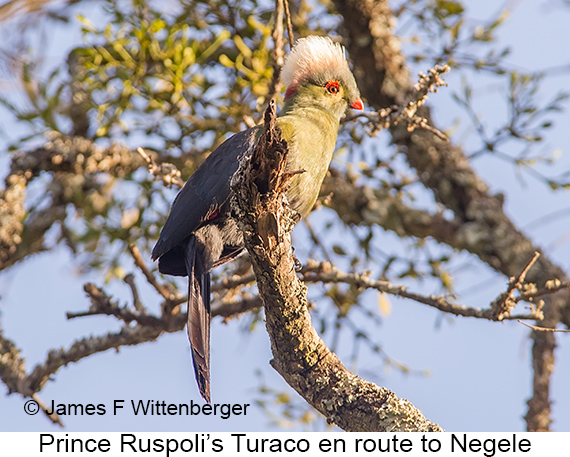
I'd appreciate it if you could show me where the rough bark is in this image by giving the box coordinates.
[0,134,146,271]
[332,0,567,431]
[233,101,442,432]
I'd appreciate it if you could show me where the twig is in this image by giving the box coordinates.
[128,244,179,303]
[68,283,166,327]
[518,320,570,333]
[491,251,540,320]
[26,324,170,393]
[345,65,450,142]
[283,0,295,49]
[263,0,294,110]
[211,272,256,292]
[32,392,63,427]
[136,147,184,188]
[517,278,570,302]
[265,0,285,108]
[211,296,263,319]
[123,273,144,313]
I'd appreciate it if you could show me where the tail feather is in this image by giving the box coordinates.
[184,236,211,403]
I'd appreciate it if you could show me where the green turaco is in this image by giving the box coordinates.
[152,36,362,402]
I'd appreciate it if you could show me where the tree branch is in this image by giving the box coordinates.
[333,0,568,430]
[300,260,546,322]
[0,134,146,271]
[232,100,442,431]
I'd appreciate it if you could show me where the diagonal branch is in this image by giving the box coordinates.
[333,0,568,431]
[0,134,147,271]
[232,100,442,431]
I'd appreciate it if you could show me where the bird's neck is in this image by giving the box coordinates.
[280,96,342,131]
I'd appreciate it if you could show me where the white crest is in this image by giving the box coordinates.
[281,36,348,88]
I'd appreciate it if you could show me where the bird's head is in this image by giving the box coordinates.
[281,36,363,119]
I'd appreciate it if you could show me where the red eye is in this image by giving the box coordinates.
[325,81,340,94]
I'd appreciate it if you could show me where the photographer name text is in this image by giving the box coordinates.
[40,400,249,419]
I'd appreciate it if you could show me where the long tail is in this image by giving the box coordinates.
[184,235,211,403]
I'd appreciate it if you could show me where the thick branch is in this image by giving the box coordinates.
[334,0,567,431]
[233,101,442,432]
[0,134,147,271]
[26,325,164,393]
[321,168,461,241]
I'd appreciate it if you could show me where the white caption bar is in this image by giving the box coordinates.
[0,432,567,456]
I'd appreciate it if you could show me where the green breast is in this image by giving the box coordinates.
[277,107,340,218]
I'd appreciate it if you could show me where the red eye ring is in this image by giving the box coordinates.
[325,81,340,94]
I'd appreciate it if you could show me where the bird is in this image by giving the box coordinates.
[151,35,362,402]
